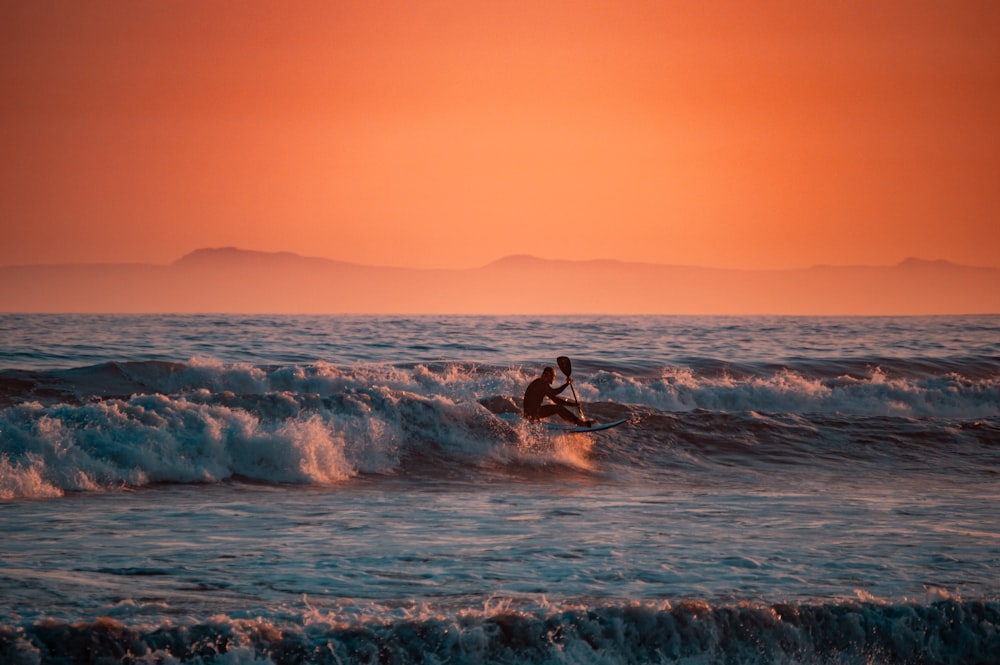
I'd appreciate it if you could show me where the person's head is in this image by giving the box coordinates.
[542,367,556,383]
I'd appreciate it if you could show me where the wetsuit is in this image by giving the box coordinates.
[523,377,579,424]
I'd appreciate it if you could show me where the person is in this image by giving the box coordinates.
[523,366,593,427]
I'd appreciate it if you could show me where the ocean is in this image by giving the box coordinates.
[1,314,998,664]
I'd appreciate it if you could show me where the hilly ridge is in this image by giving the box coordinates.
[2,248,998,315]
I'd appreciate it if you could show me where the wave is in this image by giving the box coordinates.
[0,361,591,498]
[588,361,1000,419]
[0,389,532,500]
[1,599,996,664]
[3,356,997,417]
[1,359,997,499]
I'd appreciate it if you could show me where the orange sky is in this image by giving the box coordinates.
[2,0,999,270]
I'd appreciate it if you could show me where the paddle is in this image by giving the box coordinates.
[556,356,586,421]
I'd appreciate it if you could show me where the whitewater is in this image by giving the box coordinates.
[1,314,998,664]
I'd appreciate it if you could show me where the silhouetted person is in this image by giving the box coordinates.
[523,367,592,426]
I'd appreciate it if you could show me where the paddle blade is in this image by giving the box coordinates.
[557,356,573,377]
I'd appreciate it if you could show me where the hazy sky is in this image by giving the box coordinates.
[2,0,999,270]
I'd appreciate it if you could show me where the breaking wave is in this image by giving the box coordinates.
[1,358,997,499]
[1,600,997,665]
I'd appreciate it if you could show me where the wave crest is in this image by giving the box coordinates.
[1,600,996,665]
[2,359,998,499]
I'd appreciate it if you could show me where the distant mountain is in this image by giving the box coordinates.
[2,248,998,314]
[172,247,360,269]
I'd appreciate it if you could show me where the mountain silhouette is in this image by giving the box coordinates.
[2,248,997,314]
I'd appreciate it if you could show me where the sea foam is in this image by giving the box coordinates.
[1,600,997,665]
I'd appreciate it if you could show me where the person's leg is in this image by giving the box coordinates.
[537,404,583,425]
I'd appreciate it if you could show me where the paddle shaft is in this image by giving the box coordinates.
[557,356,585,421]
[567,380,585,420]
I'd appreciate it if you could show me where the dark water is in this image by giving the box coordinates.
[1,314,998,663]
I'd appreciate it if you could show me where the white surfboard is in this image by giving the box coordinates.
[545,418,628,433]
[496,412,627,433]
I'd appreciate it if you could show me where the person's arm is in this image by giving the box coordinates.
[547,383,578,406]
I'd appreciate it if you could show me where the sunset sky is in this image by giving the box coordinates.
[2,0,999,270]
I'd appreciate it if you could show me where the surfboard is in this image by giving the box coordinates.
[496,412,627,433]
[545,418,627,433]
